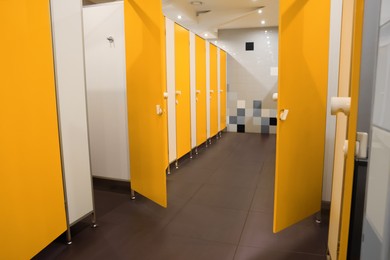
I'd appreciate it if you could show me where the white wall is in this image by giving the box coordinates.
[50,0,94,224]
[83,2,130,181]
[165,18,177,163]
[217,28,278,134]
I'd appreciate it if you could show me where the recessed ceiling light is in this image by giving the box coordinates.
[258,9,263,14]
[177,15,182,19]
[261,20,266,25]
[190,1,203,5]
[204,33,208,37]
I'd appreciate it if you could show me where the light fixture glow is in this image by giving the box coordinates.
[177,15,182,20]
[261,20,266,25]
[204,33,208,37]
[258,9,263,14]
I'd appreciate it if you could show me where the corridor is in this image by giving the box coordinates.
[35,133,328,260]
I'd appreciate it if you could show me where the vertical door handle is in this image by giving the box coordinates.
[330,97,351,115]
[279,109,289,121]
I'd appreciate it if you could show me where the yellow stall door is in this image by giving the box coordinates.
[274,0,331,232]
[124,0,168,207]
[195,36,207,146]
[219,50,227,131]
[175,24,191,159]
[0,1,67,258]
[328,0,364,258]
[209,44,218,137]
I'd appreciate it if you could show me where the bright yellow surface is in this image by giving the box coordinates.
[174,24,191,159]
[195,36,207,146]
[124,0,168,207]
[274,0,330,233]
[327,0,358,258]
[339,0,364,258]
[219,50,227,130]
[0,1,67,259]
[209,44,218,137]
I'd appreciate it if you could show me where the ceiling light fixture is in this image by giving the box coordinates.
[261,20,266,25]
[190,1,203,5]
[177,15,182,19]
[204,33,208,37]
[258,9,263,14]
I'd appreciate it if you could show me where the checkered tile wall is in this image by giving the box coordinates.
[227,100,277,134]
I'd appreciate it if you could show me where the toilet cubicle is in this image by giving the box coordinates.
[165,17,228,168]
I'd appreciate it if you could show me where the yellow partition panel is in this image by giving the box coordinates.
[0,1,67,259]
[209,44,218,137]
[174,24,191,159]
[338,1,364,257]
[274,0,331,232]
[195,36,207,146]
[124,0,168,207]
[219,50,227,131]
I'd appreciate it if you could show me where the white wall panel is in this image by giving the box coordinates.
[51,0,94,224]
[380,0,390,26]
[189,32,197,148]
[165,18,177,163]
[83,2,130,181]
[206,41,211,138]
[322,0,343,201]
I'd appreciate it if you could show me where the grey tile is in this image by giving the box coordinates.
[229,116,237,124]
[237,116,245,124]
[261,117,270,126]
[165,204,247,244]
[253,109,261,117]
[237,108,245,116]
[261,125,269,134]
[253,100,262,109]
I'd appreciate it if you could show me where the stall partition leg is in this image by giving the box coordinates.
[195,147,198,155]
[91,211,98,228]
[130,189,136,200]
[175,159,179,169]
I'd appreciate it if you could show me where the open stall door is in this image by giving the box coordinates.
[0,1,67,258]
[273,0,331,233]
[174,24,191,159]
[328,0,365,258]
[124,0,168,207]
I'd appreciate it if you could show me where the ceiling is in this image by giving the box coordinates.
[162,0,279,39]
[83,0,279,39]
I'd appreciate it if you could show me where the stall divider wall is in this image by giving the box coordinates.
[0,2,67,258]
[220,50,227,130]
[195,35,207,146]
[50,0,95,227]
[174,24,191,160]
[83,1,130,181]
[189,32,197,149]
[165,17,177,163]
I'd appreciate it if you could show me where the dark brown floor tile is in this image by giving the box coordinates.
[122,233,236,260]
[239,212,327,255]
[164,204,247,244]
[250,186,274,213]
[234,246,326,260]
[191,183,256,211]
[167,164,216,184]
[167,180,203,202]
[207,165,260,188]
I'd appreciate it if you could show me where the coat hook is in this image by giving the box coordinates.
[107,36,114,43]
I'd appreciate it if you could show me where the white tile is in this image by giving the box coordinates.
[237,100,246,109]
[261,109,270,117]
[269,126,277,134]
[227,124,237,132]
[253,117,261,126]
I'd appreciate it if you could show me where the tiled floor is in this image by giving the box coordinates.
[35,133,329,260]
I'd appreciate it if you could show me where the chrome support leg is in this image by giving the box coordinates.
[209,138,212,145]
[167,165,171,175]
[66,228,72,245]
[91,212,97,228]
[315,211,322,224]
[190,150,193,159]
[195,147,198,155]
[130,189,136,200]
[175,160,179,169]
